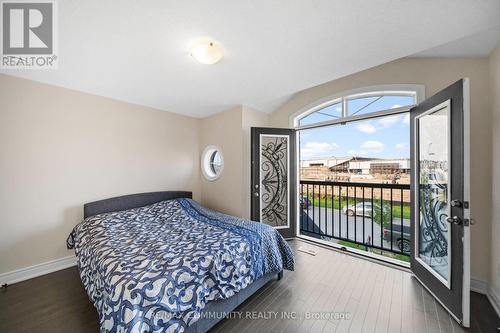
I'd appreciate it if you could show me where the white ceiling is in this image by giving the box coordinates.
[2,0,500,118]
[412,25,500,58]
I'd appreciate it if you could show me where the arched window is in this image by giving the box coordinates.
[292,84,425,128]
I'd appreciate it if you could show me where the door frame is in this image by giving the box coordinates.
[462,78,471,327]
[292,109,417,267]
[289,84,424,243]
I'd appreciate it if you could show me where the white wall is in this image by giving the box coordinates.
[0,74,201,274]
[489,43,500,308]
[199,105,268,219]
[200,107,244,217]
[0,76,270,277]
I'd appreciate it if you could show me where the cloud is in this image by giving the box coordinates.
[391,104,402,109]
[301,141,339,158]
[395,142,409,152]
[377,115,401,128]
[402,113,410,125]
[376,114,411,128]
[347,149,368,156]
[360,140,385,153]
[356,123,377,134]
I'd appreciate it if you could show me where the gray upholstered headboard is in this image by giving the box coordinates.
[83,191,192,218]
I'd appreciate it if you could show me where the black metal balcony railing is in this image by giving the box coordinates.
[299,180,411,259]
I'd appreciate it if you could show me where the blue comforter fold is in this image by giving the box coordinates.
[68,198,294,333]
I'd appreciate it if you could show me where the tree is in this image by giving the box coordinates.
[372,201,392,228]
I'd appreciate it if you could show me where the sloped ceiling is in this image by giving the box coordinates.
[2,0,500,117]
[412,25,500,58]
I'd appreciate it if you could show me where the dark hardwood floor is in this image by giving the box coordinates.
[0,265,98,333]
[0,240,498,333]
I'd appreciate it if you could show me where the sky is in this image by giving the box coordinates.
[299,95,412,160]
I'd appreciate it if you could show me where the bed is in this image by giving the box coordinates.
[67,191,294,333]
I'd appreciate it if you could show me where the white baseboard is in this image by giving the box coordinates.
[470,277,488,294]
[470,277,500,317]
[487,285,500,318]
[0,255,77,286]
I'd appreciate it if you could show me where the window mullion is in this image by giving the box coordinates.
[296,87,421,127]
[342,98,348,118]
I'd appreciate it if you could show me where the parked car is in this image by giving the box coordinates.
[300,195,311,209]
[343,202,391,217]
[343,202,376,217]
[382,224,411,253]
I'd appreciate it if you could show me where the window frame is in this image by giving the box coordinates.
[201,145,224,181]
[296,98,343,126]
[291,84,425,129]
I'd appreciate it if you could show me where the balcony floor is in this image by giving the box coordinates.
[0,239,498,333]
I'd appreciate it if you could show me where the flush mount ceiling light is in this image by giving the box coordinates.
[190,37,224,65]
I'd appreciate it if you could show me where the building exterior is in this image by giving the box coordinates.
[300,156,410,175]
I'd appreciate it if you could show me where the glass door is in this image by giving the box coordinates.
[410,79,470,326]
[251,127,296,238]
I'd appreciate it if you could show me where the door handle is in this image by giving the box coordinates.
[253,192,259,197]
[446,216,462,225]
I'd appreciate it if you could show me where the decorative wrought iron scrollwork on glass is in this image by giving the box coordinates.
[260,135,289,227]
[419,174,449,264]
[417,107,450,281]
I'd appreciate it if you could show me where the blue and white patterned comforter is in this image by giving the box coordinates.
[67,198,294,333]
